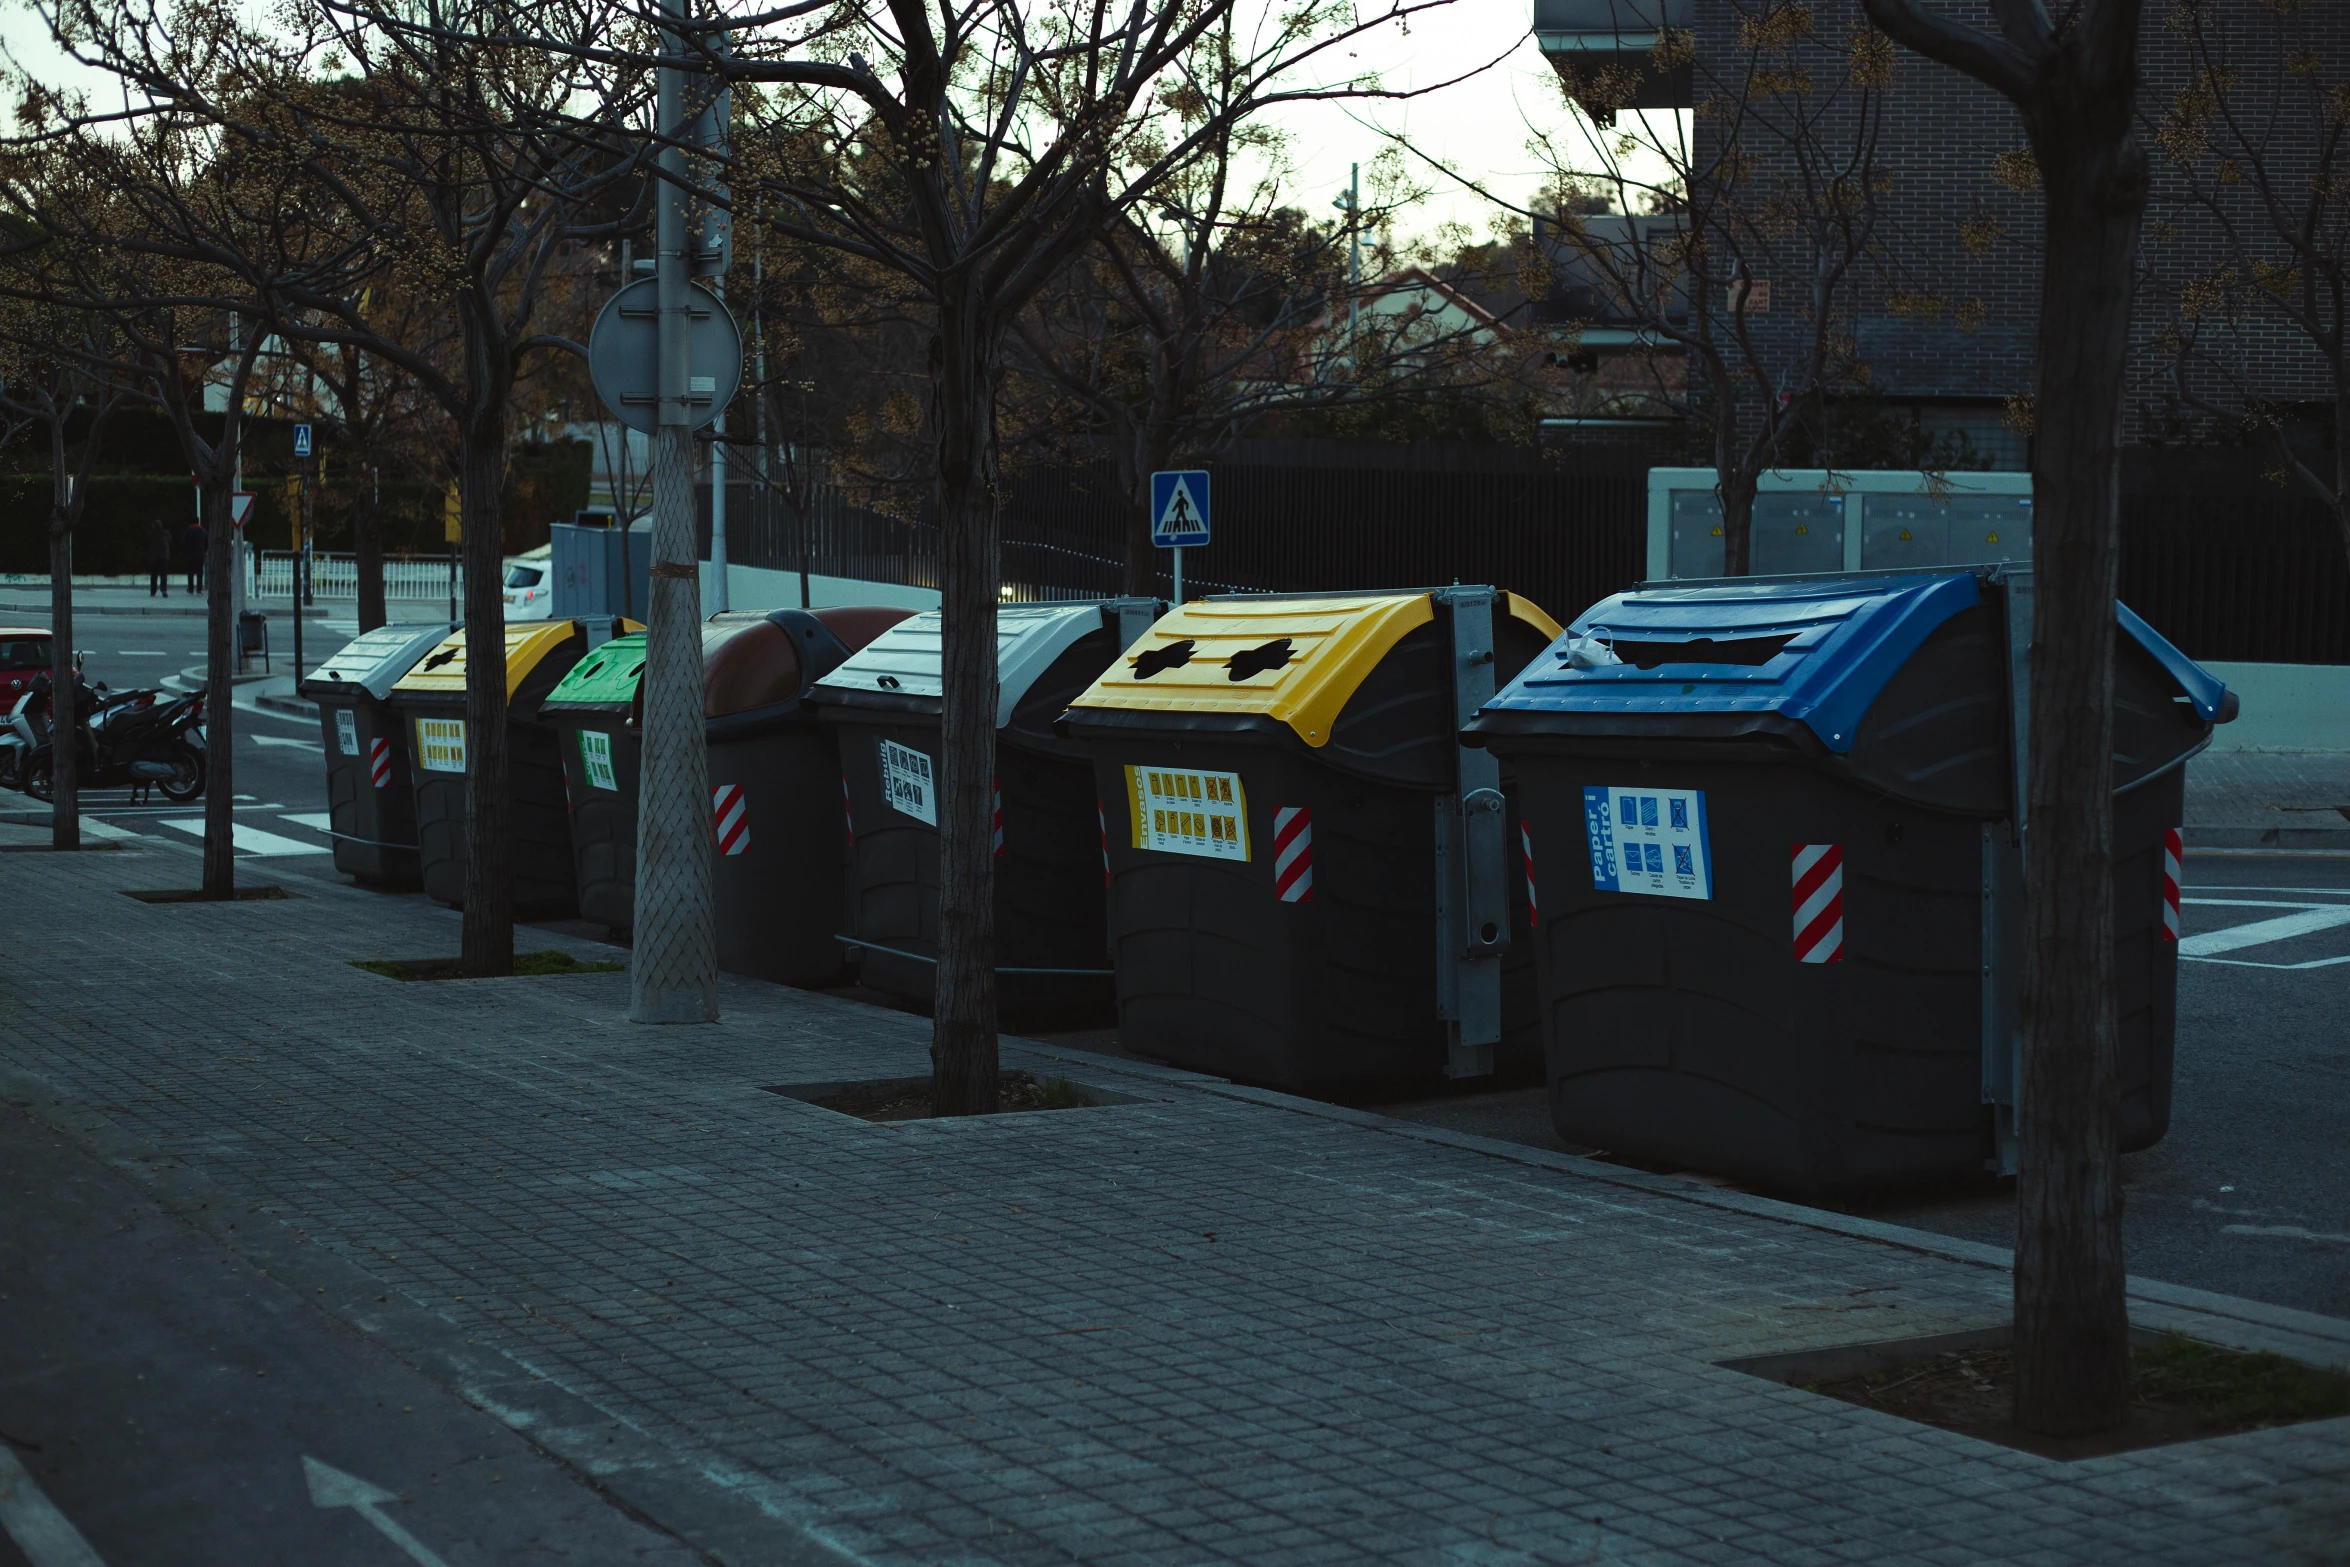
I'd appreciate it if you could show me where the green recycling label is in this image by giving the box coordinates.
[579,729,618,791]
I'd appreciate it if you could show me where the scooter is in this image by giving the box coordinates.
[5,670,207,803]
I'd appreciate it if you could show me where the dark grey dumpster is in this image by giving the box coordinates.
[812,598,1159,1021]
[298,623,449,885]
[1463,568,2236,1193]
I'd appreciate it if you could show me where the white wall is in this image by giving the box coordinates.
[2201,662,2350,752]
[698,561,940,614]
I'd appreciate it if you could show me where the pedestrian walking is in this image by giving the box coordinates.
[183,519,207,594]
[146,519,171,597]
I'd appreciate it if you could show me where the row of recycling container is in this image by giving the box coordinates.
[304,568,2236,1194]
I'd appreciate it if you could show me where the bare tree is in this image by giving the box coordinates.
[651,0,1484,1111]
[0,290,136,847]
[1861,0,2153,1437]
[2147,0,2349,562]
[1485,1,1899,572]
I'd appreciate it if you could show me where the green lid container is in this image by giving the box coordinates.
[541,633,647,717]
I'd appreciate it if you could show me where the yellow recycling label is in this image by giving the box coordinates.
[1127,765,1250,862]
[416,717,466,773]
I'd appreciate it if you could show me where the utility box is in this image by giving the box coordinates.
[1061,589,1563,1093]
[1464,568,2236,1192]
[550,519,652,622]
[812,599,1160,1020]
[299,623,451,885]
[386,621,592,913]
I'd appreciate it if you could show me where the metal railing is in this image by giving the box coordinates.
[247,551,462,601]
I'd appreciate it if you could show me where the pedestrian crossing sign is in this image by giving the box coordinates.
[1150,470,1211,548]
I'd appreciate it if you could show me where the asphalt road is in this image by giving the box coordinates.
[0,1108,707,1567]
[1374,845,2350,1320]
[0,607,361,862]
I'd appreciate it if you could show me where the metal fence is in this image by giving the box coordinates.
[249,551,462,601]
[2118,468,2350,666]
[701,456,1649,622]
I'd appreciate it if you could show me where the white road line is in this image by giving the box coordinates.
[157,819,328,857]
[2188,885,2350,897]
[279,813,334,832]
[250,734,322,752]
[2176,907,2350,957]
[109,651,169,657]
[0,1444,108,1567]
[2182,953,2350,971]
[2220,1222,2350,1244]
[2180,897,2345,910]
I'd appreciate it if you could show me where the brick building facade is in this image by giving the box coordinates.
[1532,0,2343,469]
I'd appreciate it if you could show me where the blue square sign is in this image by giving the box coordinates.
[1150,470,1211,548]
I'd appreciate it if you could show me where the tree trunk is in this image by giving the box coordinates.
[930,306,1002,1117]
[47,513,76,851]
[629,422,717,1021]
[2011,87,2150,1442]
[458,413,515,977]
[1713,370,1755,576]
[354,456,387,634]
[201,474,237,898]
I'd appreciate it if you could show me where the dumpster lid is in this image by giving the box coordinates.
[390,620,581,701]
[1067,591,1558,747]
[2118,602,2230,721]
[1477,571,2231,752]
[298,623,449,701]
[541,632,647,715]
[811,601,1144,728]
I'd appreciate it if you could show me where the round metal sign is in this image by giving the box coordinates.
[586,277,744,434]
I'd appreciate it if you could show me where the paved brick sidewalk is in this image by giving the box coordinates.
[3,849,2345,1564]
[2186,752,2350,849]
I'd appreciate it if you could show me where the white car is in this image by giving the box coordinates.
[502,548,555,620]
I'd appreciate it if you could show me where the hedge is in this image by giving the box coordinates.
[0,441,592,572]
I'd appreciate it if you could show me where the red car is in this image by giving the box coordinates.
[0,627,53,709]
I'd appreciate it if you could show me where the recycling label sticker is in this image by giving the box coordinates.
[335,708,358,756]
[1584,785,1712,900]
[878,738,937,825]
[1126,765,1249,861]
[579,729,618,791]
[416,717,466,773]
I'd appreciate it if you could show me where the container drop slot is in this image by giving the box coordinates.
[1133,639,1195,679]
[1226,638,1295,681]
[1603,635,1794,670]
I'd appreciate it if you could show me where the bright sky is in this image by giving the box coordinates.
[0,0,1575,251]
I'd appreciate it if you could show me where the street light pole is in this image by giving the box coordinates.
[630,0,718,1023]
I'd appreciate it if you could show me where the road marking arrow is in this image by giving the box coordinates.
[302,1456,449,1567]
[0,1443,108,1567]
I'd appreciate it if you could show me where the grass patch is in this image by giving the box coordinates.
[2133,1332,2350,1425]
[350,950,623,981]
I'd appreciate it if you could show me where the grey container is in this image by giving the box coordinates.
[1463,568,2237,1194]
[297,623,450,885]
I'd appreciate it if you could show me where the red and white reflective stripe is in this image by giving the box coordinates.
[2160,826,2183,941]
[713,783,750,857]
[368,736,391,789]
[1792,843,1844,964]
[1272,806,1313,903]
[1097,802,1112,888]
[840,772,854,846]
[992,781,1004,858]
[1521,819,1538,928]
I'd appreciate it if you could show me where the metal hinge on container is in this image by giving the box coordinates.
[1433,588,1509,1079]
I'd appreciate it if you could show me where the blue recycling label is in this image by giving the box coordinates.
[1584,785,1713,901]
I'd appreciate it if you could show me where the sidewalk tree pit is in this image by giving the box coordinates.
[349,951,623,981]
[767,1072,1124,1123]
[1729,1329,2349,1460]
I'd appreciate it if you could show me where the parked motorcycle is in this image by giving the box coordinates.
[3,671,207,803]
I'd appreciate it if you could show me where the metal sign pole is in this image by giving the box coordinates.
[1172,544,1182,606]
[630,0,718,1024]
